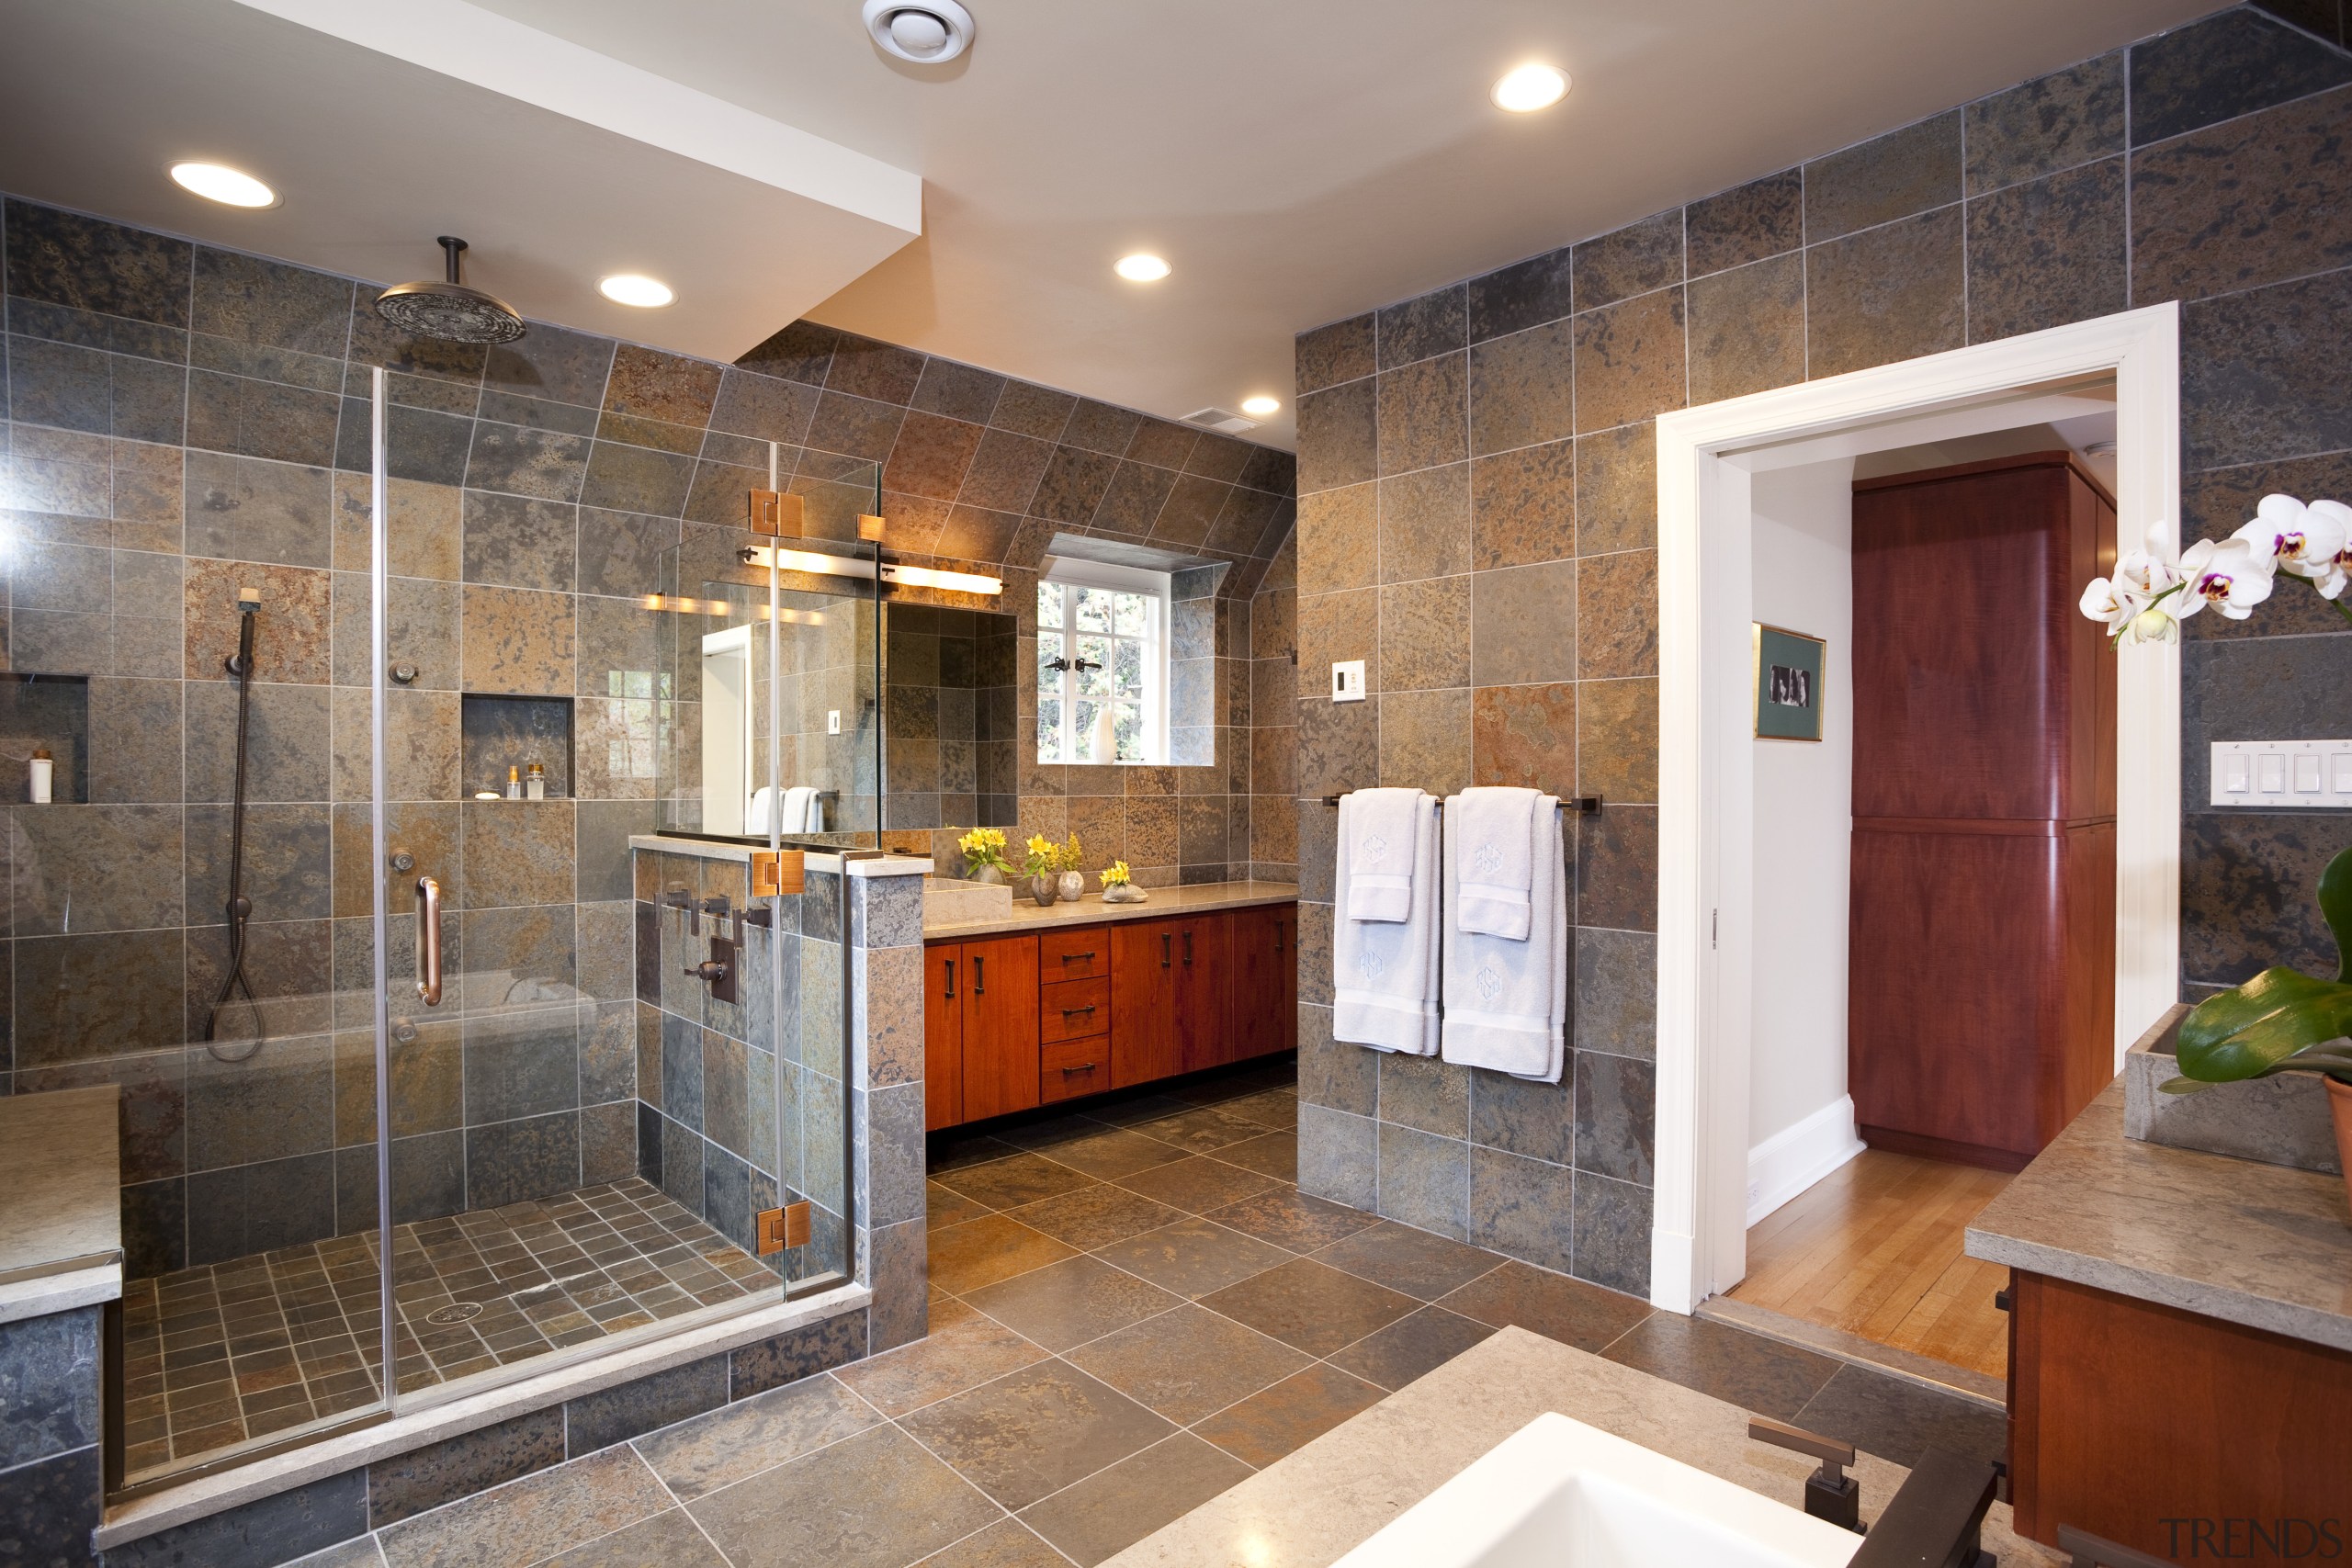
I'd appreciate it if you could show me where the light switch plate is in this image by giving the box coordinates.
[827,709,842,735]
[1331,660,1366,703]
[2210,739,2352,808]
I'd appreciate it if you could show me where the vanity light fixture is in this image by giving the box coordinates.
[1114,253,1171,283]
[169,161,277,208]
[1239,395,1282,417]
[1491,62,1569,112]
[599,274,674,307]
[735,544,1001,597]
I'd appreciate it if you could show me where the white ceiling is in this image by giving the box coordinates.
[3,0,2219,448]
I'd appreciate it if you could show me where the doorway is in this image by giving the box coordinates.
[1646,304,2183,1324]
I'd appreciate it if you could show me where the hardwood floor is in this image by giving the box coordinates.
[1729,1149,2013,1380]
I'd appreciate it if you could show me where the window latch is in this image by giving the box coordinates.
[1046,656,1102,673]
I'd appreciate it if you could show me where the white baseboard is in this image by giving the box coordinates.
[1746,1097,1865,1227]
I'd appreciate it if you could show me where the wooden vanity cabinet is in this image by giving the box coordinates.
[922,933,1042,1128]
[1113,914,1230,1085]
[925,902,1296,1128]
[1227,903,1296,1068]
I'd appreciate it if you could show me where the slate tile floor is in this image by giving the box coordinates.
[284,1059,2008,1568]
[121,1179,775,1480]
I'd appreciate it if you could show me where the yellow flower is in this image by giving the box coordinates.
[1100,860,1132,887]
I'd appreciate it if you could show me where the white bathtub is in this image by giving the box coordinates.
[1331,1413,1866,1568]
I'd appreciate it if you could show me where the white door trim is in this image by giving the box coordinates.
[1648,304,2183,1314]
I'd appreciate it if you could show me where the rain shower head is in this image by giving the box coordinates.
[375,236,526,344]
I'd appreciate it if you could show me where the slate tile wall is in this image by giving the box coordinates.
[1289,2,2352,1297]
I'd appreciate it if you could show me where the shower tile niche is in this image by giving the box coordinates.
[0,674,90,804]
[461,693,575,798]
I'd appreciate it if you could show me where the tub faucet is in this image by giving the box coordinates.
[1747,1417,1860,1532]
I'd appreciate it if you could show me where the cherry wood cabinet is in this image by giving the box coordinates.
[922,933,1041,1128]
[2006,1269,2352,1557]
[1225,903,1297,1070]
[1849,452,2116,1170]
[923,903,1295,1129]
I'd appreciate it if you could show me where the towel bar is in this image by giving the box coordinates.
[1319,790,1601,813]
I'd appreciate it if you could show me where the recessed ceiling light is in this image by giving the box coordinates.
[1114,254,1170,283]
[599,274,674,308]
[169,162,277,209]
[1491,62,1570,113]
[1240,395,1282,418]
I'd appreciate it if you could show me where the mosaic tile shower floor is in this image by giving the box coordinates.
[119,1178,777,1479]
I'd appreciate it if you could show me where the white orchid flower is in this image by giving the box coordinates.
[2176,536,2276,621]
[2312,499,2352,600]
[2233,493,2349,598]
[2078,529,2185,642]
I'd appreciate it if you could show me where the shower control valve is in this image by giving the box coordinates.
[684,934,741,1005]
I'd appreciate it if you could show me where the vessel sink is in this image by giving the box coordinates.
[1332,1413,1862,1568]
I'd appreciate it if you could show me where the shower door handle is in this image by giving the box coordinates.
[415,875,444,1007]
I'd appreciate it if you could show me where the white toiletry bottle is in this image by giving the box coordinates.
[505,765,522,801]
[526,761,546,801]
[28,747,51,805]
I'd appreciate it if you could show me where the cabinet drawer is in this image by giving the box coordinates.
[1040,928,1108,982]
[1040,977,1109,1043]
[1041,1037,1108,1102]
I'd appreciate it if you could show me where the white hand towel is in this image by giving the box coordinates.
[1453,786,1541,940]
[1440,795,1567,1081]
[1334,791,1442,1055]
[746,786,776,834]
[1341,786,1423,923]
[782,786,818,834]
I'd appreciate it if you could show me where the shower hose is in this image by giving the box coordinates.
[204,602,266,1061]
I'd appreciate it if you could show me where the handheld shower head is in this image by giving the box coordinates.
[376,236,526,345]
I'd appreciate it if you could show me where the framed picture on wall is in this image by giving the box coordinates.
[1753,624,1826,741]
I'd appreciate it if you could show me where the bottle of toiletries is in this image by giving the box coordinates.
[28,748,51,805]
[505,765,522,801]
[526,761,546,801]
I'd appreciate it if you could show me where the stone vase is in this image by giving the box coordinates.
[2331,1077,2352,1216]
[1029,874,1057,908]
[967,863,1008,886]
[1057,871,1085,903]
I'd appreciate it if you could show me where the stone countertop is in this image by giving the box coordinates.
[1966,1081,2352,1353]
[923,879,1298,941]
[0,1083,123,1324]
[1104,1325,2058,1568]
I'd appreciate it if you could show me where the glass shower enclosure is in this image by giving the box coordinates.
[87,374,878,1496]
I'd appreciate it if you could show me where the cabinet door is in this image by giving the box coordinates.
[1173,914,1234,1074]
[922,943,963,1131]
[1227,904,1296,1064]
[1110,919,1182,1087]
[959,934,1042,1122]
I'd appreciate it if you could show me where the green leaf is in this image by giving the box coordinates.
[2175,965,2352,1082]
[2158,1075,2218,1095]
[2321,845,2352,983]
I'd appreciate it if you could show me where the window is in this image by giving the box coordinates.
[1036,561,1169,764]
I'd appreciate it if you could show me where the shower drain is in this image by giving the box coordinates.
[424,1302,484,1325]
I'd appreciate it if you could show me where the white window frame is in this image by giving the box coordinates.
[1036,557,1170,765]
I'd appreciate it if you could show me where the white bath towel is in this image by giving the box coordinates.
[781,785,819,834]
[1341,786,1424,923]
[1334,791,1442,1055]
[1440,794,1567,1081]
[1453,786,1542,941]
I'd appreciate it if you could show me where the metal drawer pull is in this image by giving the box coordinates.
[1060,950,1095,963]
[944,958,956,1000]
[1182,930,1193,964]
[1061,1004,1096,1018]
[973,955,984,995]
[1059,1062,1096,1073]
[1160,933,1171,967]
